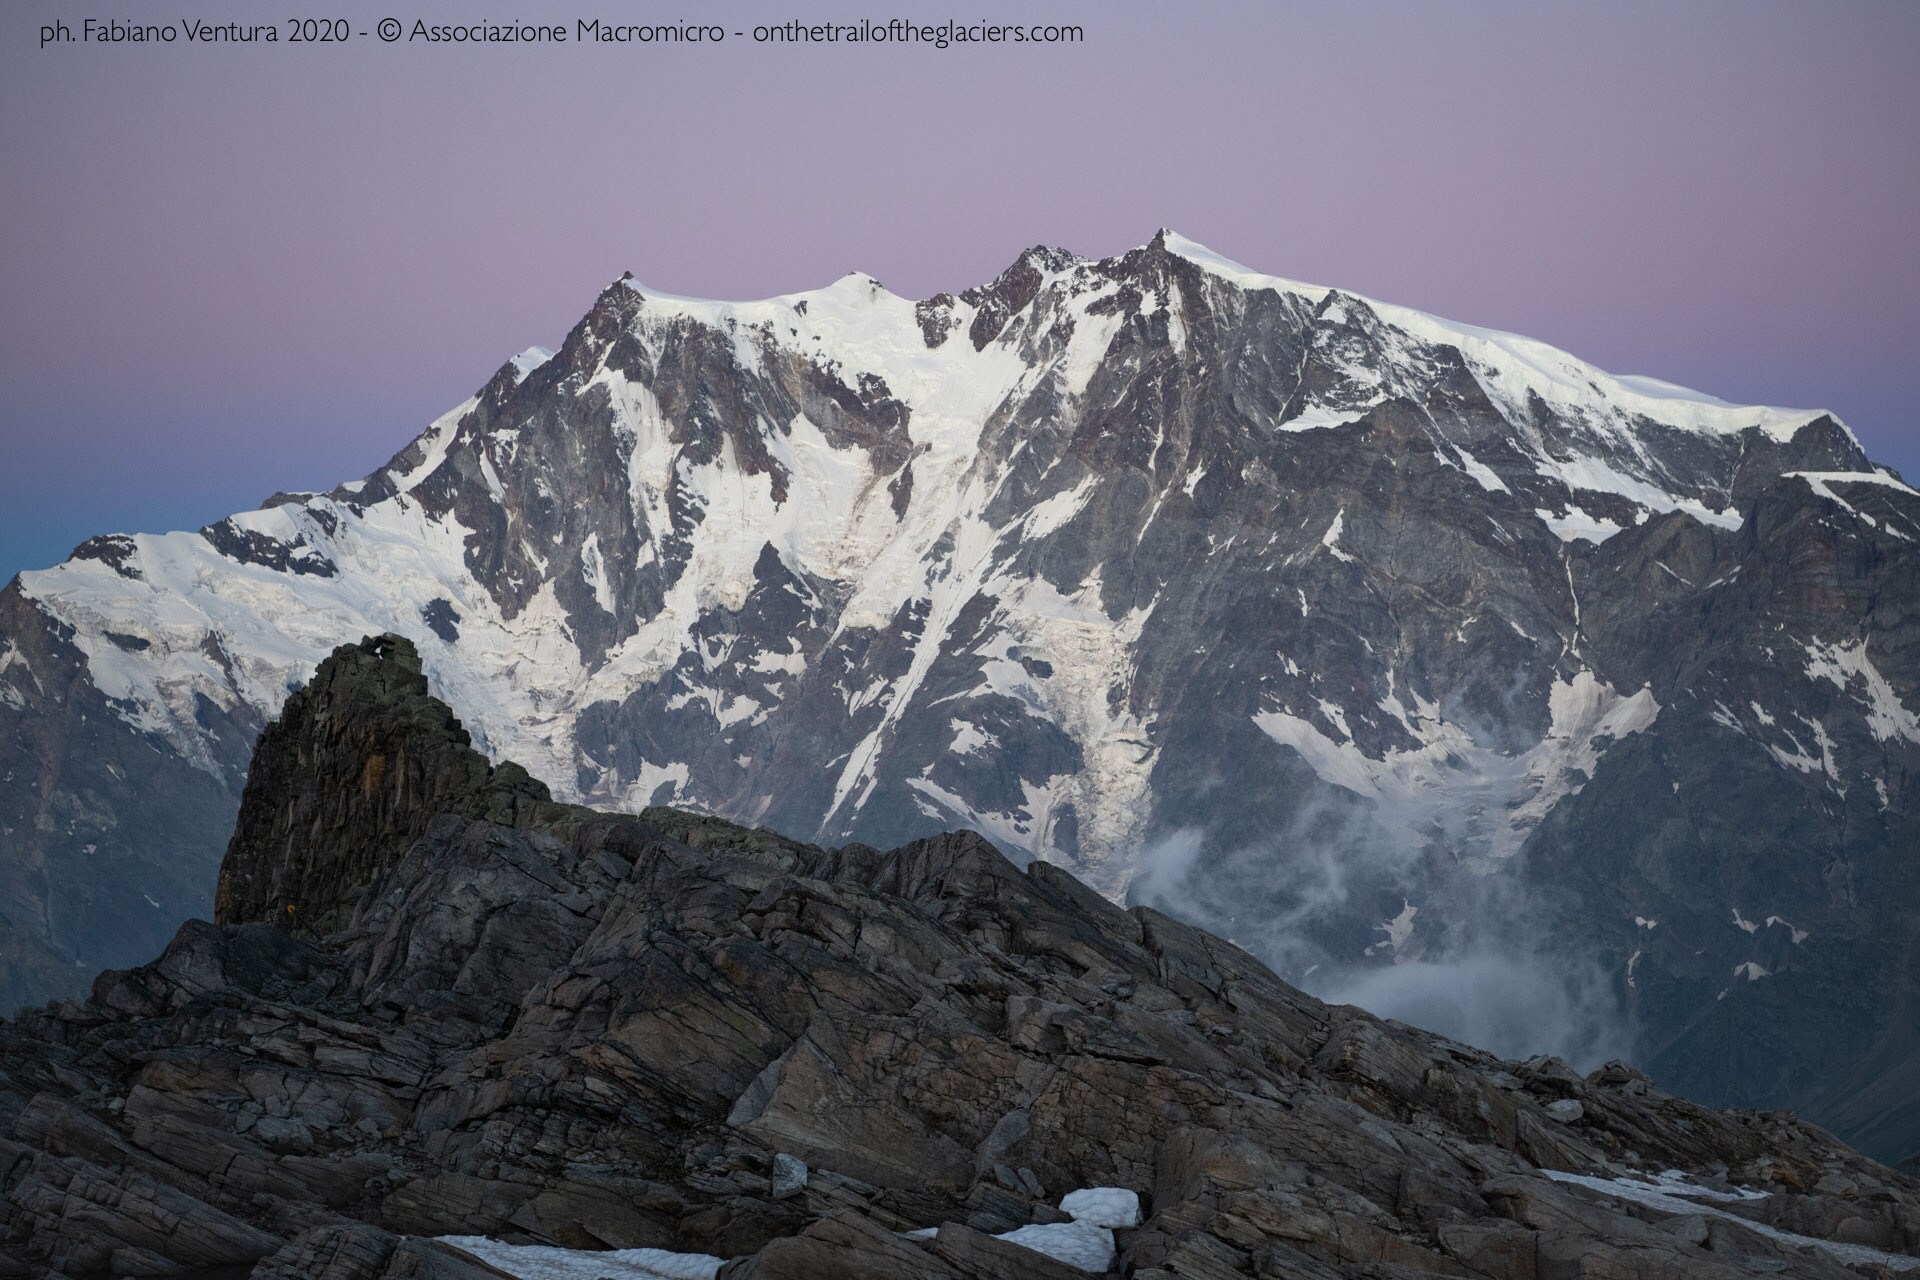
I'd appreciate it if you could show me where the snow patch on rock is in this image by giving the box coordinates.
[439,1237,721,1280]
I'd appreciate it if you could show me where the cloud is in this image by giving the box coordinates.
[1127,719,1633,1070]
[1315,944,1630,1067]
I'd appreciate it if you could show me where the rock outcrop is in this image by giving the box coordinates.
[214,633,556,931]
[1,636,1917,1278]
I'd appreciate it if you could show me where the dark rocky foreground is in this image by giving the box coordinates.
[2,636,1917,1279]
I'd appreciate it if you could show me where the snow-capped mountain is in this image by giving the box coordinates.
[3,232,1916,1162]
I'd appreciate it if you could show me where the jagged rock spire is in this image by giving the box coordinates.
[213,633,552,931]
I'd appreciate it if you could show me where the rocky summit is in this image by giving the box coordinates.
[2,635,1918,1279]
[1,233,1916,1167]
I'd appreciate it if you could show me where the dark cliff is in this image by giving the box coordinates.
[214,634,555,931]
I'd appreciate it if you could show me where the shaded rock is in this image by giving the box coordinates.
[770,1153,808,1200]
[717,1211,955,1279]
[1545,1099,1585,1124]
[214,634,556,932]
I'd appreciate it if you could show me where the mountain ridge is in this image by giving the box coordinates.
[1,232,1914,1164]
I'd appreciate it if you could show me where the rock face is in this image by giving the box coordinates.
[2,233,1917,1166]
[1,635,1918,1278]
[214,633,555,931]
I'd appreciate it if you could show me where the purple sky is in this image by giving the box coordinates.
[3,0,1916,580]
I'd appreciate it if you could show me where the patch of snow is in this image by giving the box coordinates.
[1450,448,1509,493]
[1766,737,1821,776]
[1320,509,1355,563]
[1277,405,1366,433]
[579,533,614,616]
[1762,715,1842,792]
[1059,1187,1141,1228]
[1369,900,1418,957]
[1255,670,1656,866]
[948,719,994,756]
[1023,476,1097,540]
[1544,455,1743,532]
[993,1221,1116,1271]
[1540,1170,1920,1271]
[1499,673,1660,860]
[1060,292,1127,398]
[627,758,689,806]
[438,1237,722,1280]
[1535,507,1623,544]
[906,773,1073,861]
[898,1187,1139,1272]
[750,649,807,677]
[389,397,477,494]
[1789,468,1918,500]
[665,686,761,729]
[1577,1168,1767,1204]
[1803,639,1920,744]
[475,448,509,504]
[1765,915,1808,944]
[508,347,554,383]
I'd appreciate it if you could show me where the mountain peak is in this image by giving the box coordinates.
[508,238,1848,457]
[213,633,553,932]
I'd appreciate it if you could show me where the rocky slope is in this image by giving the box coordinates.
[2,233,1916,1164]
[2,634,1918,1279]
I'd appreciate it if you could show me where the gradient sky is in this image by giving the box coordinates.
[3,0,1916,581]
